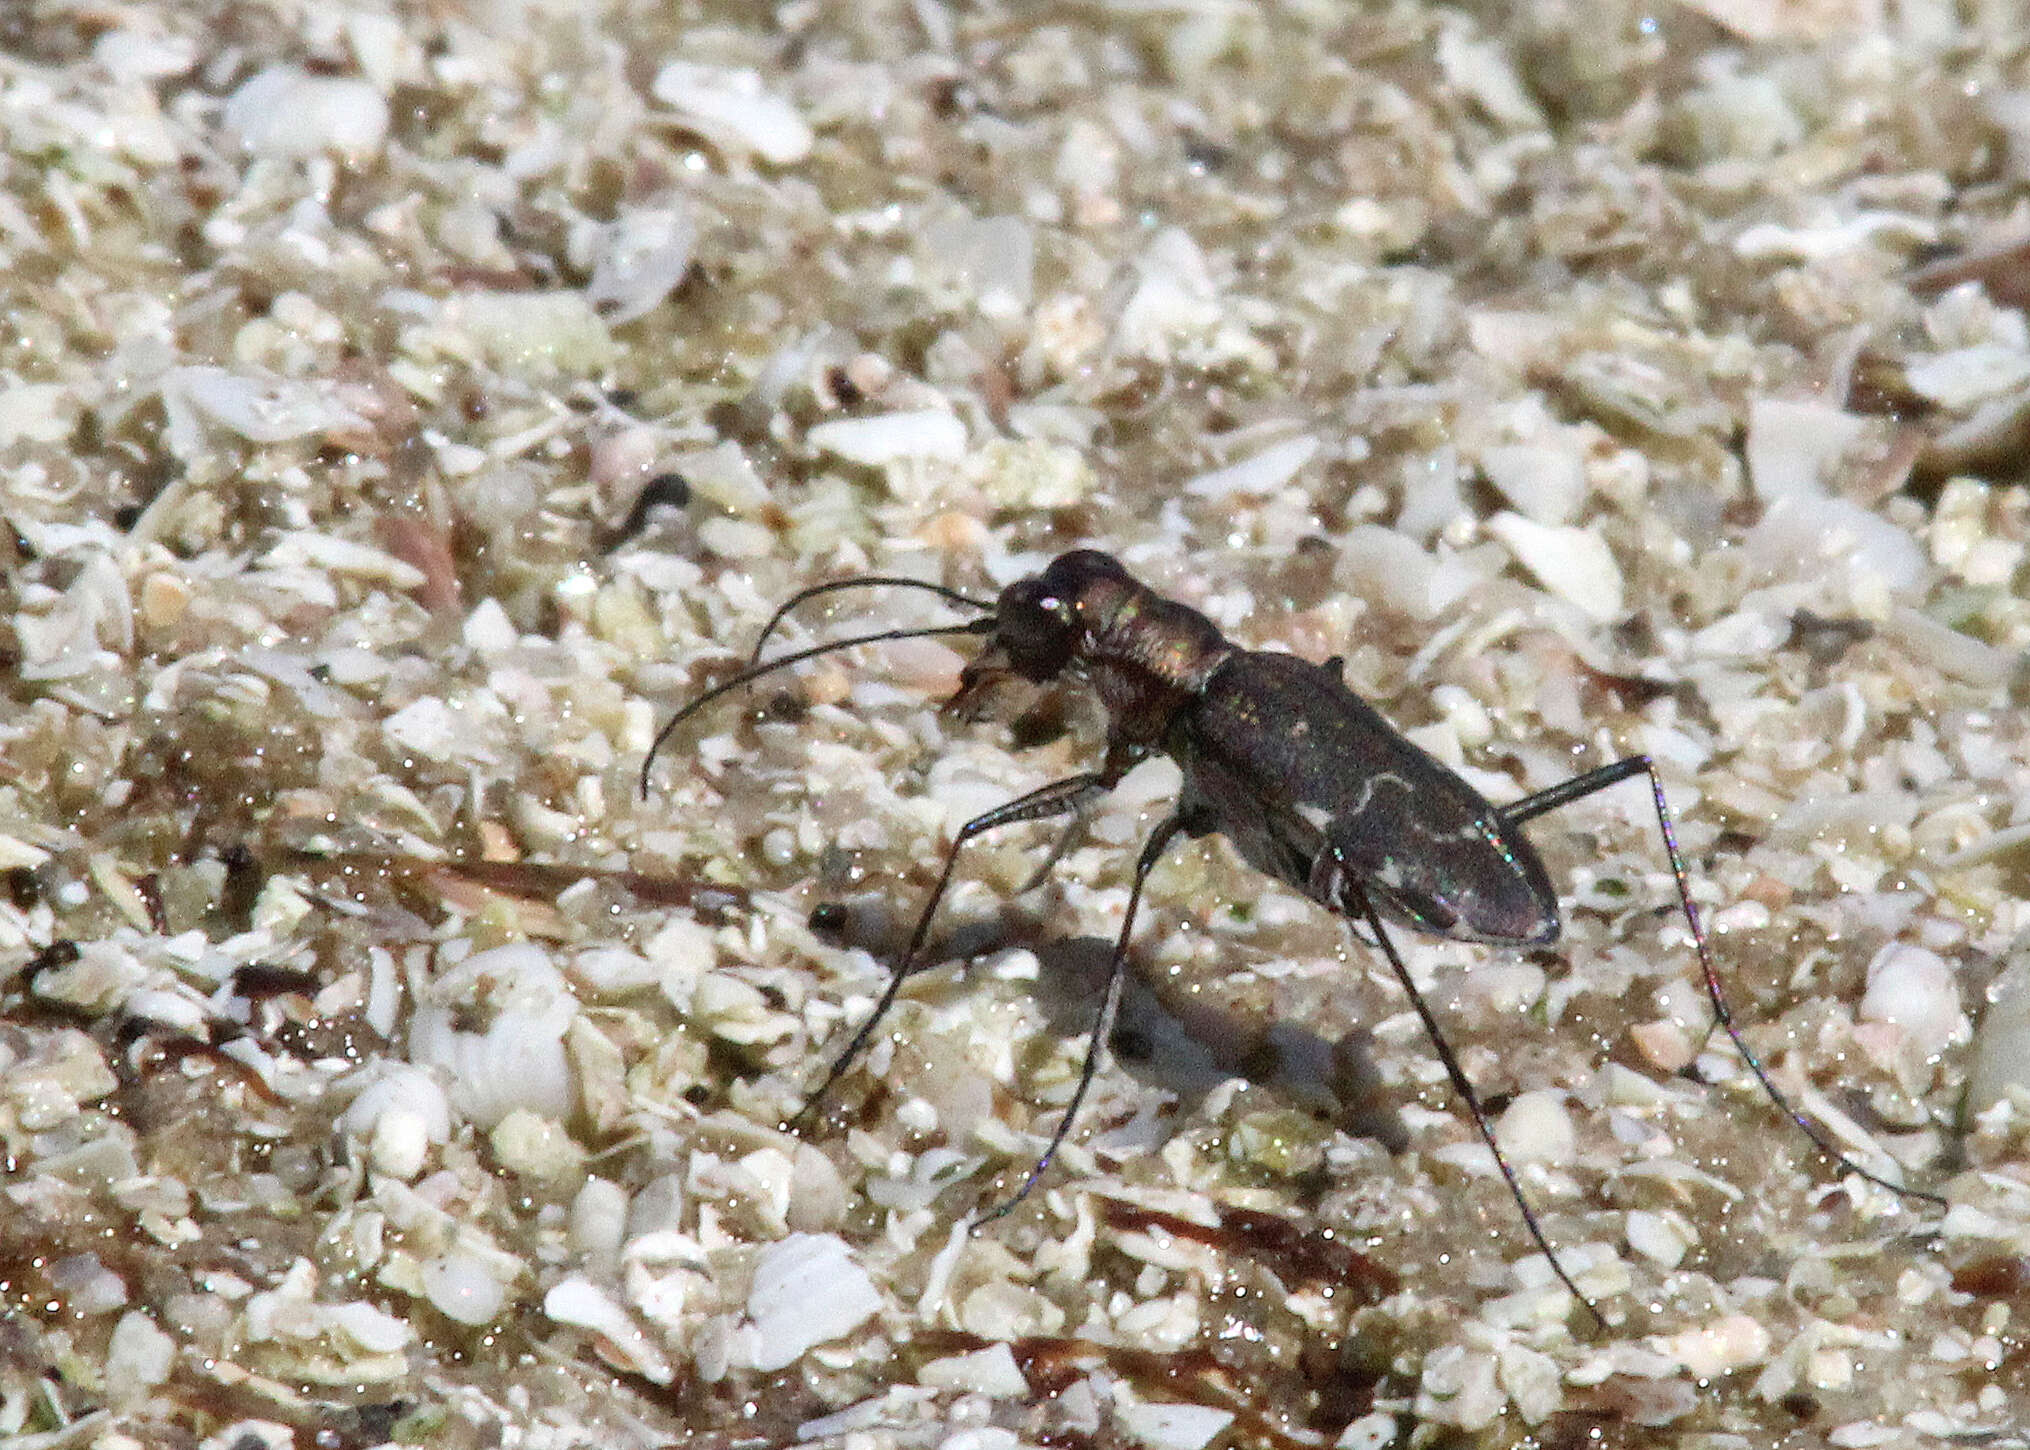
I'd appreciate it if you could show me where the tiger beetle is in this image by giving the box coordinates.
[641,548,1944,1327]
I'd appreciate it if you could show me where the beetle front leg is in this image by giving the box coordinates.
[975,809,1187,1223]
[790,770,1118,1134]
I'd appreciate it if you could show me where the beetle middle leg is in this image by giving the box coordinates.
[1501,755,1942,1207]
[791,770,1115,1132]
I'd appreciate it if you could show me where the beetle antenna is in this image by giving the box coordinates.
[748,576,994,665]
[639,617,996,797]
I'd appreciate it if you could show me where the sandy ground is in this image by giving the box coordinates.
[4,2,2030,1447]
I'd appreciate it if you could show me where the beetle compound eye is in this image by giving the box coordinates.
[998,581,1076,681]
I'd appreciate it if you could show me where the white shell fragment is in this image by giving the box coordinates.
[1113,227,1222,359]
[0,382,80,447]
[569,946,661,996]
[1435,19,1544,130]
[262,532,428,590]
[326,1300,411,1355]
[1477,441,1586,525]
[651,62,813,164]
[920,215,1035,317]
[432,290,618,374]
[692,971,798,1046]
[105,1312,176,1397]
[1744,496,1929,593]
[342,1064,452,1175]
[236,1260,414,1386]
[364,1106,431,1181]
[1732,210,1938,262]
[583,206,698,324]
[1624,1209,1694,1269]
[93,26,198,82]
[409,998,577,1132]
[1745,397,1871,502]
[1113,1399,1235,1450]
[490,1108,586,1181]
[1903,345,2030,411]
[807,409,968,466]
[381,696,480,762]
[224,67,390,158]
[544,1276,673,1385]
[1341,524,1460,619]
[570,1177,631,1268]
[1416,1342,1504,1432]
[917,1341,1031,1397]
[1965,954,2030,1116]
[1182,435,1320,500]
[159,366,366,453]
[734,1234,883,1372]
[1484,511,1626,620]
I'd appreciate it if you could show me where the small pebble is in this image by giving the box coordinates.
[421,1252,508,1326]
[1859,943,1964,1060]
[1624,1209,1692,1269]
[1493,1090,1575,1166]
[1658,1313,1772,1378]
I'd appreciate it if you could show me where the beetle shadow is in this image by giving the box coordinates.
[1027,933,1409,1154]
[812,893,1406,1154]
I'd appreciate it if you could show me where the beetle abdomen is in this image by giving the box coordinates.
[1180,651,1559,946]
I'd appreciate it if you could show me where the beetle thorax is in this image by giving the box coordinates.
[1071,570,1230,750]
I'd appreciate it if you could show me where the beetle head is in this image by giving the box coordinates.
[994,549,1131,681]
